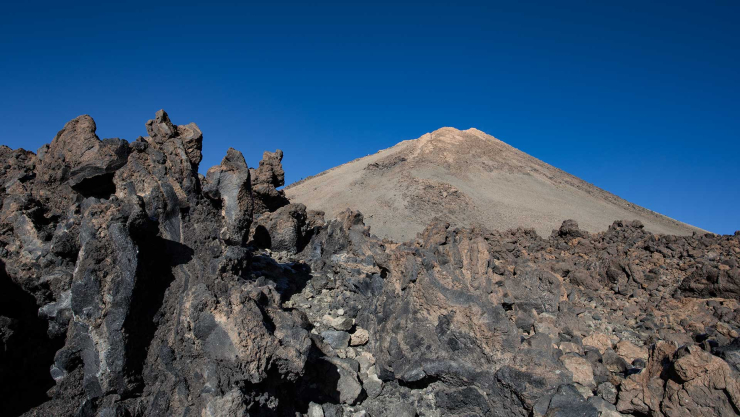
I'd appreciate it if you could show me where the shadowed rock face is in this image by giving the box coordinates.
[0,112,738,417]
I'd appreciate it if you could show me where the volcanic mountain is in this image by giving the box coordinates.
[286,127,702,241]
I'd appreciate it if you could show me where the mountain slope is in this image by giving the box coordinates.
[286,127,702,241]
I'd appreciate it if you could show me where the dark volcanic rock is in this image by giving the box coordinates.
[250,149,289,215]
[1,114,739,417]
[556,219,588,239]
[252,203,314,253]
[203,148,253,245]
[38,115,101,183]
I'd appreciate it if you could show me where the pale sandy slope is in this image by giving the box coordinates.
[285,127,704,242]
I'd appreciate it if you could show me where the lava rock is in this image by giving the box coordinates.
[322,330,351,349]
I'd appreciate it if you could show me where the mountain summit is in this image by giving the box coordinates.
[286,127,701,241]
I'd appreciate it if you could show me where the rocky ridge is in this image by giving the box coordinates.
[0,111,738,417]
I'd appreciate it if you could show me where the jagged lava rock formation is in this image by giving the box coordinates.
[0,111,738,417]
[285,127,704,241]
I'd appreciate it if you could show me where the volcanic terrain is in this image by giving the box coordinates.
[0,112,738,417]
[286,127,702,241]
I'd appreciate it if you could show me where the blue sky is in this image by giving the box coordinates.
[1,1,737,234]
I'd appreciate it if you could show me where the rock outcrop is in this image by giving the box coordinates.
[250,149,289,215]
[203,148,253,245]
[0,112,738,417]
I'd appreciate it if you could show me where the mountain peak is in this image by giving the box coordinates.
[421,127,503,148]
[287,129,701,241]
[429,126,462,134]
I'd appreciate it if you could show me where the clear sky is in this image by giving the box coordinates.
[1,1,737,234]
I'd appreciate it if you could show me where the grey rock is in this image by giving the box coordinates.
[714,337,740,372]
[362,373,383,399]
[203,148,253,245]
[308,402,325,417]
[324,314,354,331]
[322,404,344,417]
[320,357,363,404]
[546,384,598,417]
[389,402,416,416]
[322,330,351,349]
[602,350,629,374]
[597,381,618,404]
[587,396,622,417]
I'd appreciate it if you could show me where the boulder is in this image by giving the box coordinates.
[582,333,615,354]
[545,384,598,417]
[662,345,740,415]
[322,330,351,349]
[615,340,648,364]
[252,203,310,253]
[323,314,354,331]
[38,115,101,184]
[318,357,363,404]
[597,382,618,404]
[308,402,325,417]
[561,354,596,388]
[350,328,370,346]
[557,219,588,239]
